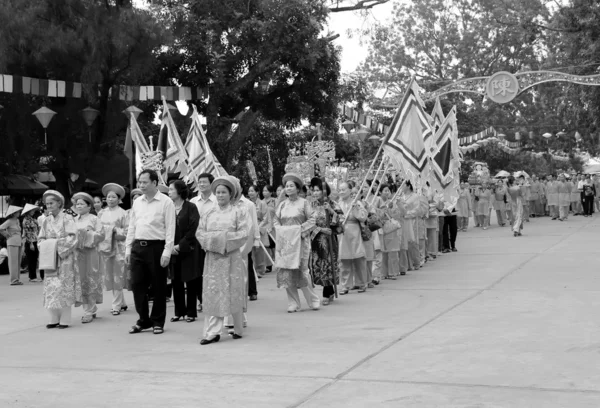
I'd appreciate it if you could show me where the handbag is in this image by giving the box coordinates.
[382,218,401,234]
[358,221,372,241]
[366,211,383,232]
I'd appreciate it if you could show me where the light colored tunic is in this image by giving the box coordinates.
[274,198,316,288]
[97,206,128,291]
[456,188,471,217]
[39,212,82,309]
[378,198,403,252]
[475,189,492,216]
[401,193,421,251]
[75,213,104,305]
[493,187,507,211]
[558,181,572,206]
[508,186,524,233]
[546,182,559,206]
[338,199,367,260]
[196,204,248,317]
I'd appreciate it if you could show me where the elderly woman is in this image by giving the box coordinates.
[309,178,343,306]
[73,192,104,324]
[274,173,320,311]
[38,190,82,328]
[196,177,249,344]
[0,205,23,286]
[168,180,201,323]
[98,183,129,316]
[338,180,369,294]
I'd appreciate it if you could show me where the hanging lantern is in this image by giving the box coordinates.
[515,131,521,141]
[368,135,381,146]
[542,132,552,138]
[342,120,355,134]
[574,131,582,141]
[32,106,57,145]
[80,107,100,142]
[354,128,369,143]
[557,130,566,138]
[122,105,143,121]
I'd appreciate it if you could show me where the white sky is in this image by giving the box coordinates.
[326,2,395,73]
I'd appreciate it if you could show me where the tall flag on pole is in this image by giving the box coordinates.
[429,106,460,210]
[182,104,228,178]
[266,146,274,185]
[430,97,445,130]
[382,77,433,184]
[184,105,210,182]
[160,97,189,176]
[126,112,151,184]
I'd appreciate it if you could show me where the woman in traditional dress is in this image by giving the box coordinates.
[399,180,421,272]
[38,190,82,328]
[262,185,276,273]
[492,180,507,227]
[557,174,572,221]
[506,177,524,237]
[92,196,104,215]
[196,177,248,344]
[456,182,471,231]
[309,178,343,306]
[546,175,559,219]
[425,189,441,260]
[72,192,104,324]
[358,182,377,288]
[168,180,202,323]
[274,173,320,311]
[475,184,492,230]
[0,205,23,286]
[247,185,271,278]
[98,183,129,316]
[377,184,402,279]
[21,204,41,282]
[338,181,369,293]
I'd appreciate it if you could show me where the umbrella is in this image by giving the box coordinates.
[495,170,510,178]
[0,175,49,195]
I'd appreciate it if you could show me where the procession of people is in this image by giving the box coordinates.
[1,167,598,344]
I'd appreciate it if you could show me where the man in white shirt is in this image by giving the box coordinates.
[125,169,176,335]
[189,173,216,312]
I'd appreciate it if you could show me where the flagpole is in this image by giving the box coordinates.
[365,155,387,202]
[369,159,392,204]
[341,129,387,225]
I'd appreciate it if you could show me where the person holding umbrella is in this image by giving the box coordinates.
[21,204,41,282]
[0,205,23,285]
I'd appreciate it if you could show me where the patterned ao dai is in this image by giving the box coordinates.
[39,212,82,309]
[97,206,128,291]
[74,213,105,305]
[196,204,248,317]
[309,198,343,287]
[274,197,316,288]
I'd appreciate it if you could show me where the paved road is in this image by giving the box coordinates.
[1,214,600,407]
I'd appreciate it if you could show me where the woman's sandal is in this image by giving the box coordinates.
[111,310,121,316]
[129,325,144,334]
[170,316,182,322]
[186,317,196,323]
[153,327,164,335]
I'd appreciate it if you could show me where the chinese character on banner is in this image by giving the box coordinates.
[485,71,519,104]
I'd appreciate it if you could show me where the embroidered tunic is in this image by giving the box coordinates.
[338,199,367,260]
[309,199,343,287]
[274,197,316,288]
[75,213,104,305]
[38,212,82,309]
[196,204,249,317]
